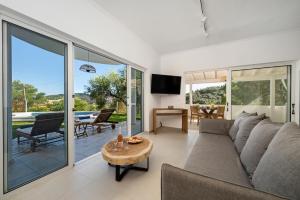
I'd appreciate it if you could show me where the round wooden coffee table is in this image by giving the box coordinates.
[101,137,153,181]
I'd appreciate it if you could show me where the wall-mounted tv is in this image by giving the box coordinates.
[151,74,181,94]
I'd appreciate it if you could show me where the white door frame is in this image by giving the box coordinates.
[226,69,232,119]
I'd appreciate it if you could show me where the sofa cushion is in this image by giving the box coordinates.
[184,133,251,187]
[229,111,257,141]
[234,114,265,154]
[252,122,300,200]
[199,119,234,135]
[240,119,282,176]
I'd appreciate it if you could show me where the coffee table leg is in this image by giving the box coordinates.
[115,165,131,181]
[131,157,149,172]
[115,165,121,181]
[113,157,150,182]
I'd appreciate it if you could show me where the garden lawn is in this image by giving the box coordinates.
[109,113,127,122]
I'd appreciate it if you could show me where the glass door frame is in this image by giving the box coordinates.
[126,66,145,136]
[0,16,75,196]
[129,66,144,135]
[227,62,294,121]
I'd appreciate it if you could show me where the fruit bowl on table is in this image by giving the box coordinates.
[127,136,144,144]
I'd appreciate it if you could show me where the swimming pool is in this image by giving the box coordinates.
[12,111,99,121]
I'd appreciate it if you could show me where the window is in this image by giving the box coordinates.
[275,79,288,106]
[231,80,270,105]
[231,66,290,122]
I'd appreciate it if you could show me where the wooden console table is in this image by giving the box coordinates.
[153,108,188,134]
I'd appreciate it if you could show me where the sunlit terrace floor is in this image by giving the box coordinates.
[8,121,142,191]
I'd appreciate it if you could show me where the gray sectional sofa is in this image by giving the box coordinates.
[161,115,300,200]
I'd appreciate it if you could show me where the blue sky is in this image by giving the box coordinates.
[12,36,126,95]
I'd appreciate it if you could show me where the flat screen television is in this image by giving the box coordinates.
[151,74,181,94]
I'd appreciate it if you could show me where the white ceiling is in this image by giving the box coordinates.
[95,0,300,54]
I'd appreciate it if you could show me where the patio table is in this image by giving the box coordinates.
[200,107,217,119]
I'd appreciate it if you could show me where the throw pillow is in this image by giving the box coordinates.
[240,119,282,176]
[252,122,300,200]
[229,111,257,141]
[234,114,265,154]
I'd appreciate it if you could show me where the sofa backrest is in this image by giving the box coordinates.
[252,122,300,200]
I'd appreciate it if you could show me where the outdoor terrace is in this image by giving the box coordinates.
[8,118,141,190]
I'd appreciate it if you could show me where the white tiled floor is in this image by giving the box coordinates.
[4,127,198,200]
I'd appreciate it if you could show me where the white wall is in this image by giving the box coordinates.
[160,29,300,128]
[0,0,161,132]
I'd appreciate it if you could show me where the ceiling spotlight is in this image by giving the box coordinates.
[201,15,207,22]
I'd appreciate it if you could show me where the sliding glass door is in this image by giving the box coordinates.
[3,22,68,192]
[73,45,128,162]
[231,66,291,122]
[131,68,144,135]
[1,21,146,193]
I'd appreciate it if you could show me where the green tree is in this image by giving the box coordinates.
[48,100,64,111]
[275,79,287,106]
[88,103,97,111]
[86,71,126,109]
[12,80,46,112]
[192,84,226,105]
[74,97,97,111]
[231,81,270,105]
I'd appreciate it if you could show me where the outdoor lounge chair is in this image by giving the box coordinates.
[101,108,115,114]
[74,109,116,137]
[16,112,65,151]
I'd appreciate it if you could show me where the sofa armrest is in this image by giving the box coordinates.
[199,119,234,135]
[161,164,286,200]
